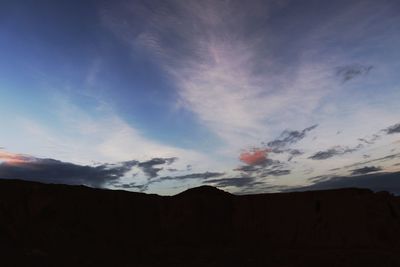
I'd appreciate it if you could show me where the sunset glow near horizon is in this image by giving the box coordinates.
[1,0,400,195]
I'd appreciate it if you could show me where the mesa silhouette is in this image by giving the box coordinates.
[1,179,400,267]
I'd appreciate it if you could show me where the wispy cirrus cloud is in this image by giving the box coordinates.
[101,0,338,152]
[66,0,400,190]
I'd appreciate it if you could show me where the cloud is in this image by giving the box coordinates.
[99,1,400,196]
[336,64,373,83]
[351,166,382,175]
[260,169,291,177]
[0,152,138,187]
[288,149,303,161]
[343,153,400,169]
[293,171,400,195]
[138,157,177,178]
[128,171,225,190]
[0,151,195,190]
[267,124,318,150]
[0,151,34,164]
[157,171,224,181]
[239,149,270,165]
[0,150,232,193]
[309,121,399,161]
[108,181,149,191]
[357,134,380,145]
[238,124,316,168]
[308,148,343,160]
[253,125,316,162]
[101,0,340,152]
[385,123,400,134]
[204,177,259,188]
[236,158,283,172]
[309,144,363,160]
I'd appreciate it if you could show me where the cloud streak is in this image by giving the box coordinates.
[336,64,373,83]
[385,123,400,134]
[351,166,382,175]
[204,177,259,188]
[0,152,138,187]
[267,125,318,150]
[293,171,400,195]
[309,145,363,160]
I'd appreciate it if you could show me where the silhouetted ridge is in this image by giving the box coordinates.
[175,185,232,197]
[1,179,400,266]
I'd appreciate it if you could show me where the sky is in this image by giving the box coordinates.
[0,0,400,195]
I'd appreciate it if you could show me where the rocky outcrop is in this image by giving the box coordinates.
[1,179,400,266]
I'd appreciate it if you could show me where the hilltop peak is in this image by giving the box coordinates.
[175,185,232,197]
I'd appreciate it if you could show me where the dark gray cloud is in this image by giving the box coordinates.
[292,171,400,195]
[358,134,380,145]
[307,175,333,183]
[235,157,291,179]
[235,164,260,173]
[260,169,291,176]
[0,158,138,187]
[234,158,290,182]
[385,123,400,134]
[157,171,224,181]
[336,64,373,83]
[351,166,382,175]
[138,157,177,178]
[288,149,303,161]
[110,181,149,192]
[309,145,362,160]
[235,158,282,173]
[267,124,318,149]
[0,153,185,189]
[131,171,225,190]
[204,177,260,188]
[309,148,341,160]
[343,153,400,169]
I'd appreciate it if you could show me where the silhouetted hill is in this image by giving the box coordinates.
[176,184,233,197]
[1,179,400,266]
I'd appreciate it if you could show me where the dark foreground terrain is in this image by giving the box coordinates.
[1,179,400,266]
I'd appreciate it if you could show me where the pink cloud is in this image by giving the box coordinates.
[239,148,270,165]
[0,151,34,165]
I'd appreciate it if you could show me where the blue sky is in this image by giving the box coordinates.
[0,0,400,195]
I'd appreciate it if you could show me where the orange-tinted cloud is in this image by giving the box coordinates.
[0,151,33,165]
[239,148,270,165]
